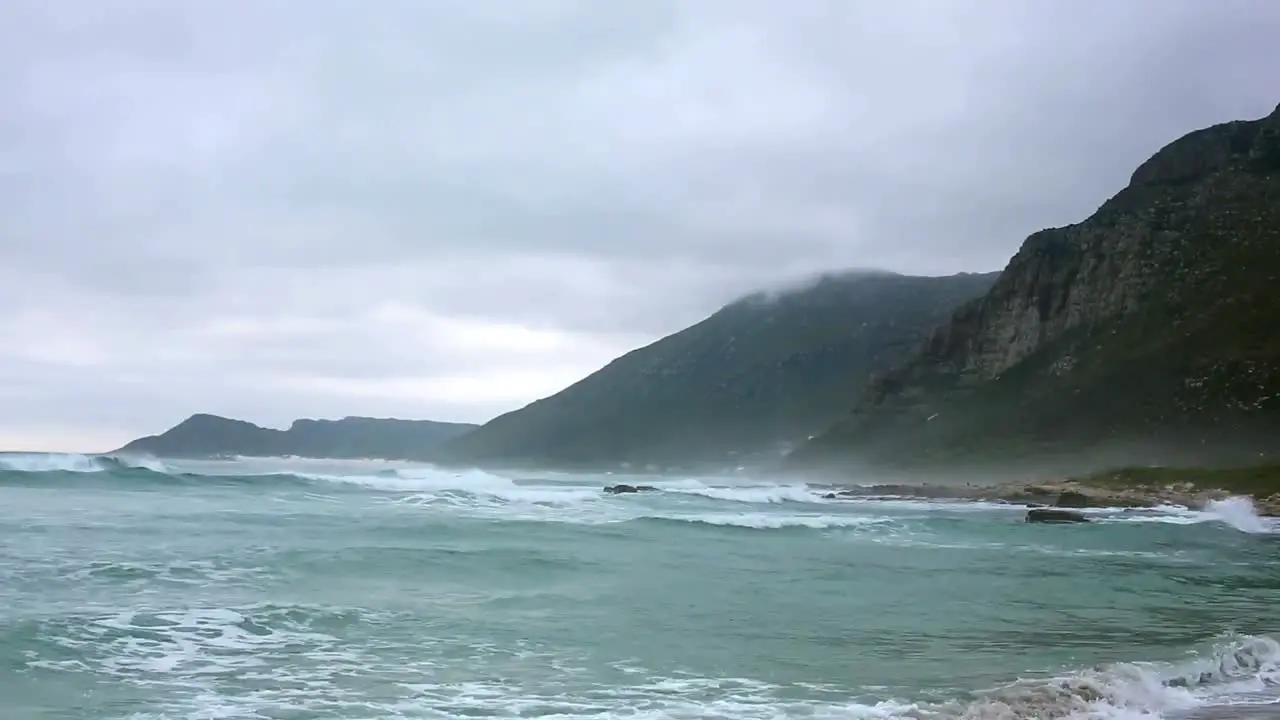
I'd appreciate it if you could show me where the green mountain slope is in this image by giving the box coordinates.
[429,271,997,469]
[788,103,1280,473]
[113,414,479,460]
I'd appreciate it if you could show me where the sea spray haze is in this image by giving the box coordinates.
[1,453,1278,719]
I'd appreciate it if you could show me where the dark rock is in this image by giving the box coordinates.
[603,484,659,494]
[1026,508,1090,524]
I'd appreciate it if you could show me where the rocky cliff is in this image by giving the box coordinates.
[789,103,1280,472]
[428,271,997,469]
[113,414,479,460]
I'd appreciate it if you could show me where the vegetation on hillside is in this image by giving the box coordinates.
[430,271,997,469]
[789,104,1280,472]
[1073,463,1280,499]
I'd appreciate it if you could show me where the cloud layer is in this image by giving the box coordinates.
[3,0,1278,450]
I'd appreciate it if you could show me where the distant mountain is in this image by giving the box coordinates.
[788,103,1280,473]
[114,414,479,460]
[429,271,998,469]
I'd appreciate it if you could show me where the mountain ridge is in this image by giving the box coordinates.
[113,414,479,460]
[428,269,999,470]
[787,102,1280,473]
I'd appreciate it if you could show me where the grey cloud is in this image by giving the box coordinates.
[2,0,1279,448]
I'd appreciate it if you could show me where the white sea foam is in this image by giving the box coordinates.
[1203,496,1274,534]
[36,603,1280,720]
[0,452,106,473]
[929,633,1280,720]
[297,469,916,531]
[1097,496,1277,534]
[840,497,1019,513]
[665,512,896,530]
[667,482,829,504]
[0,452,169,474]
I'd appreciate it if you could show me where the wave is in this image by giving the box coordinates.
[0,452,170,474]
[5,454,1273,541]
[1204,496,1275,534]
[919,632,1280,719]
[1098,497,1277,534]
[25,601,1280,719]
[335,469,604,507]
[665,482,829,504]
[637,513,896,531]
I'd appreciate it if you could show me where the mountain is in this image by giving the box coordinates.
[428,270,998,469]
[113,414,479,460]
[787,103,1280,474]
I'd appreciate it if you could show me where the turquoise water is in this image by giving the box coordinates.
[0,453,1278,719]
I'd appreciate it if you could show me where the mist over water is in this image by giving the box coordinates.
[1,454,1278,719]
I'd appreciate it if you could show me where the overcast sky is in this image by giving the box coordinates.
[2,0,1278,452]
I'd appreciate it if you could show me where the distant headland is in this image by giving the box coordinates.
[113,413,478,461]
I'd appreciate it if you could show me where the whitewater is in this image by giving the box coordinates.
[1,453,1277,719]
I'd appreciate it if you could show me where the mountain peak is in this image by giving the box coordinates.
[791,102,1280,472]
[428,271,997,469]
[1127,104,1280,188]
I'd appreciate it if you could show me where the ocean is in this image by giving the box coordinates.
[0,453,1277,719]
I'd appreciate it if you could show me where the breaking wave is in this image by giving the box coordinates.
[666,482,828,504]
[19,602,1280,719]
[916,632,1280,719]
[1204,496,1275,534]
[5,452,1279,718]
[0,452,169,474]
[639,513,897,531]
[1099,497,1278,534]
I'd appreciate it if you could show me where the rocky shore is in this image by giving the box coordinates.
[821,475,1280,517]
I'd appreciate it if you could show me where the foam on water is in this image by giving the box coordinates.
[275,468,896,528]
[659,512,897,530]
[932,633,1280,720]
[667,482,828,504]
[25,601,1280,719]
[4,454,1279,719]
[1095,497,1278,534]
[0,452,171,474]
[1203,496,1275,534]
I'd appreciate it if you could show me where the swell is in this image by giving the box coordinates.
[2,454,1274,538]
[0,465,317,490]
[628,513,898,532]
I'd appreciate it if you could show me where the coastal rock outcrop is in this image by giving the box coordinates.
[821,464,1280,517]
[1054,490,1093,508]
[114,414,478,460]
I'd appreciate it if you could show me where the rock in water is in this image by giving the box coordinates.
[603,484,659,494]
[1026,508,1090,524]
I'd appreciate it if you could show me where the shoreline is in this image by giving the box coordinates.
[821,464,1280,517]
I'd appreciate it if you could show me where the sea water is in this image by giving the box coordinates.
[0,453,1277,719]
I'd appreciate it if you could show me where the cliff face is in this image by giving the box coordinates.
[113,414,479,460]
[428,271,997,470]
[791,104,1280,471]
